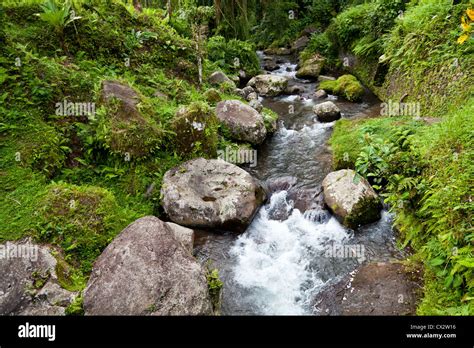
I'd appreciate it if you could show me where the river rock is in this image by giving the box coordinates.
[0,239,76,315]
[161,158,266,232]
[208,71,235,87]
[265,176,298,194]
[322,169,382,229]
[314,89,328,99]
[83,216,212,315]
[285,85,305,95]
[216,100,267,145]
[313,101,341,122]
[263,60,280,72]
[247,74,288,97]
[296,54,325,79]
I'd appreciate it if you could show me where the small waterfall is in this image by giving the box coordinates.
[230,191,350,315]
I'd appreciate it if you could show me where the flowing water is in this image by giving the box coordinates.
[194,52,405,315]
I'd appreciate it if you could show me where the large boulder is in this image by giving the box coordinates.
[247,75,288,97]
[83,216,212,315]
[322,169,382,229]
[296,54,325,79]
[99,80,163,159]
[216,100,267,145]
[161,158,266,232]
[313,101,341,122]
[0,239,76,315]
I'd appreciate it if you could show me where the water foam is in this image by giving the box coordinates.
[230,192,350,314]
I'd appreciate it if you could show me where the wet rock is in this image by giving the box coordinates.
[313,101,341,122]
[266,192,294,221]
[0,239,76,315]
[287,187,325,213]
[161,158,266,233]
[265,176,298,194]
[263,60,280,71]
[296,54,325,79]
[216,100,267,145]
[83,216,212,315]
[314,89,328,99]
[247,74,288,97]
[285,85,305,95]
[208,71,235,87]
[322,169,382,229]
[341,262,419,315]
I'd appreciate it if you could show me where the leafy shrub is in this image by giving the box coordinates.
[207,36,260,77]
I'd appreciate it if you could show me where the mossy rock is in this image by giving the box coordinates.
[320,74,364,102]
[344,196,383,229]
[261,108,279,133]
[203,88,222,105]
[171,101,219,159]
[35,183,128,272]
[97,80,164,160]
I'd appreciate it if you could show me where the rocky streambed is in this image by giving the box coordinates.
[0,51,420,317]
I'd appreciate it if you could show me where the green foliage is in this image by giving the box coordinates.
[35,183,134,273]
[207,35,260,76]
[207,268,223,312]
[65,293,84,315]
[330,97,474,315]
[319,74,364,101]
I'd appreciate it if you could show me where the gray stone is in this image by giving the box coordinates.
[83,216,212,315]
[322,169,382,229]
[313,101,341,122]
[161,158,266,232]
[0,239,76,315]
[247,75,288,97]
[216,100,267,145]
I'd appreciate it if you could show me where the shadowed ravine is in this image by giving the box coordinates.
[194,51,406,315]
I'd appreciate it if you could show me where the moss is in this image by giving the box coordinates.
[65,293,84,316]
[203,88,222,105]
[171,101,219,159]
[344,196,382,229]
[261,108,279,133]
[207,268,223,314]
[34,183,133,273]
[320,74,364,102]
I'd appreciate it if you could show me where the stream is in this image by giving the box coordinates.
[194,51,406,315]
